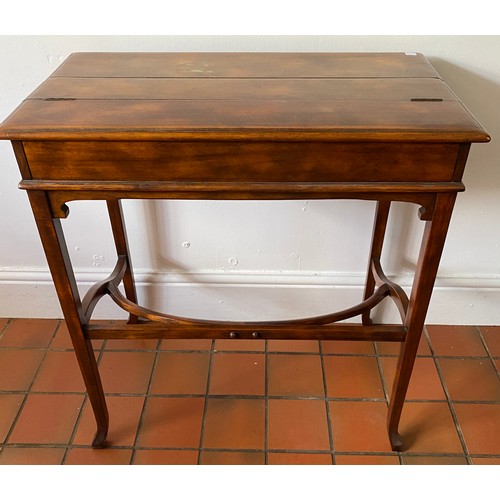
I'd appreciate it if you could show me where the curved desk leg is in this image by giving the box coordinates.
[387,193,456,451]
[106,200,138,324]
[362,201,391,326]
[28,191,109,448]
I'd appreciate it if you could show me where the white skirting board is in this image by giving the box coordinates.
[0,269,499,325]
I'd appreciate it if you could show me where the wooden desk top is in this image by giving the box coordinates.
[0,52,490,143]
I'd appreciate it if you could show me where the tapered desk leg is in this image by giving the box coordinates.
[362,201,391,326]
[106,200,138,323]
[28,191,109,448]
[387,193,457,451]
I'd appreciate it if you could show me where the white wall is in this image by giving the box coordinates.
[1,36,499,324]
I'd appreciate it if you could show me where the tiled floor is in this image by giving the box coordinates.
[0,318,499,465]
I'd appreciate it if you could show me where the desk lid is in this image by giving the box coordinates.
[0,52,490,142]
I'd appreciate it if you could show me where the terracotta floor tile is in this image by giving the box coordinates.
[268,354,324,398]
[375,342,401,356]
[0,349,45,391]
[98,351,155,394]
[427,325,487,357]
[136,397,204,448]
[203,398,265,450]
[334,454,400,465]
[0,394,24,442]
[8,394,84,445]
[209,353,265,396]
[437,358,500,401]
[50,321,103,351]
[268,399,330,451]
[398,401,464,454]
[376,334,431,356]
[0,319,58,348]
[453,403,500,455]
[403,454,468,465]
[64,448,133,465]
[132,449,199,464]
[73,396,145,447]
[150,352,210,395]
[31,351,85,393]
[49,321,75,350]
[268,452,332,464]
[0,446,65,465]
[329,401,392,452]
[160,339,212,351]
[478,326,500,357]
[268,340,319,353]
[214,339,265,352]
[200,451,265,465]
[380,357,447,401]
[324,356,384,399]
[471,456,500,464]
[2,317,497,464]
[322,340,374,355]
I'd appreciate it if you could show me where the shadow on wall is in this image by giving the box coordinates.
[429,57,499,192]
[138,199,425,322]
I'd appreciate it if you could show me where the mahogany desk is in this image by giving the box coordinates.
[0,52,490,450]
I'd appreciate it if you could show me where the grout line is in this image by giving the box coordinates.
[426,328,472,462]
[146,393,390,402]
[264,339,269,465]
[373,341,391,402]
[426,330,472,464]
[0,344,488,359]
[0,345,446,356]
[334,450,453,457]
[318,341,335,464]
[469,453,500,459]
[0,318,12,340]
[476,325,500,382]
[48,319,64,349]
[62,395,88,464]
[128,338,161,465]
[5,388,493,404]
[3,441,496,458]
[1,393,29,447]
[197,339,215,465]
[1,389,457,403]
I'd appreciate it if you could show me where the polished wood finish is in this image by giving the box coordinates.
[0,52,489,451]
[362,201,392,326]
[23,141,461,182]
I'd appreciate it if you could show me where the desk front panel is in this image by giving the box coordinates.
[23,140,461,184]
